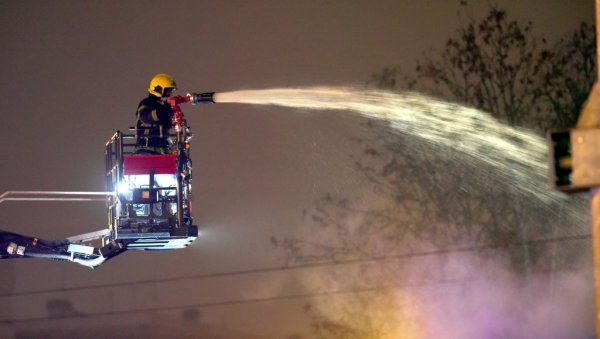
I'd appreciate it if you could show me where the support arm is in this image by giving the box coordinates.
[0,229,127,268]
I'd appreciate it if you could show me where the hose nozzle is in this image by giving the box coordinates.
[188,92,215,104]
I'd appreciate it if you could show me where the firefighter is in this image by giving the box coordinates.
[135,73,177,154]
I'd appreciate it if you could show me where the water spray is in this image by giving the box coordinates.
[210,87,578,216]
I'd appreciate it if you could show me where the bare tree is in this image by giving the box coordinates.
[272,6,595,338]
[370,8,596,129]
[420,8,542,125]
[534,22,596,128]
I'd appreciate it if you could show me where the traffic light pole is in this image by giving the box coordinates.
[592,189,600,337]
[580,2,600,336]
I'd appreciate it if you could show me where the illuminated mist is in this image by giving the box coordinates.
[215,87,593,338]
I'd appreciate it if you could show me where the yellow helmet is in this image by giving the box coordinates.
[148,73,177,97]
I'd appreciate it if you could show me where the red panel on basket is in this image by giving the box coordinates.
[123,154,177,175]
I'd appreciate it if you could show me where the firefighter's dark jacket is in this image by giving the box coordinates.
[135,94,174,148]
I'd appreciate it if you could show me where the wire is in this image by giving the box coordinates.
[0,275,521,323]
[0,233,590,298]
[0,266,581,324]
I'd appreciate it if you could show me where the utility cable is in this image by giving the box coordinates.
[0,233,590,299]
[0,267,578,324]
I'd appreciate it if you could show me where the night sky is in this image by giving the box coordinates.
[0,1,595,338]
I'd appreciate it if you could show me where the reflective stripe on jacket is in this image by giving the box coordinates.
[135,94,174,148]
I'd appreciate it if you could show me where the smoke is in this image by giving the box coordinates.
[287,240,594,338]
[414,252,594,339]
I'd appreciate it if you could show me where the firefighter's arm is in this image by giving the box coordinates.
[137,104,160,124]
[137,103,173,126]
